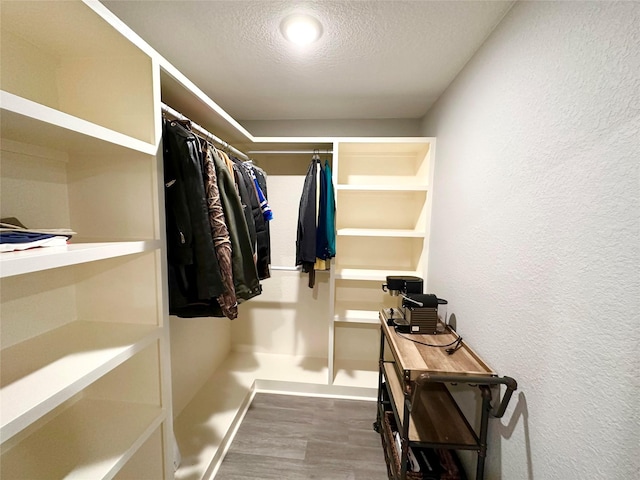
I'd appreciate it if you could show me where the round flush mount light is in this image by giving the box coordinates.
[280,14,323,46]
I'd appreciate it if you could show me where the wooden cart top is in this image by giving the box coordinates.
[380,310,495,377]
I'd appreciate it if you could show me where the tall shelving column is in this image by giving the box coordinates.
[0,1,172,478]
[329,139,435,388]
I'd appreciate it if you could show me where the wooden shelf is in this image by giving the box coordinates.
[0,240,160,278]
[383,364,478,447]
[0,399,164,480]
[0,91,156,155]
[0,322,161,441]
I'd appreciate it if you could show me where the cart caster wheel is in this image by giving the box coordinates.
[373,421,380,433]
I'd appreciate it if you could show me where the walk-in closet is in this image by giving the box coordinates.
[1,1,637,480]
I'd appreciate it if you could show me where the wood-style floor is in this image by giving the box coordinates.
[214,393,389,480]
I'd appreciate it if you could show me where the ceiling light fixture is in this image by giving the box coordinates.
[280,14,323,46]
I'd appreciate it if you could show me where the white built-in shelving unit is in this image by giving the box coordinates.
[328,139,435,385]
[0,1,172,478]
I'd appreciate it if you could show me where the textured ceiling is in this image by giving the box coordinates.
[102,1,513,122]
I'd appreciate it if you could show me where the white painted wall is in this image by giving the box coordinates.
[421,2,639,479]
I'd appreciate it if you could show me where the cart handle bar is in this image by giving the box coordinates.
[415,373,517,419]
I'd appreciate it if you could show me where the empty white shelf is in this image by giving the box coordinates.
[0,398,164,480]
[335,184,428,191]
[334,301,383,324]
[335,316,380,325]
[0,321,160,441]
[337,228,426,238]
[0,91,156,156]
[0,240,160,278]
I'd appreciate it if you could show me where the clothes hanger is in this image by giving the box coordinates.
[323,149,331,165]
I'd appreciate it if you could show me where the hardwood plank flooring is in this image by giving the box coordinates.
[214,393,389,480]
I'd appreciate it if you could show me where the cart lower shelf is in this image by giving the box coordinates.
[380,411,467,480]
[378,408,467,480]
[383,364,479,448]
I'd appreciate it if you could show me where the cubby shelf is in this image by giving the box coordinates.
[1,0,156,145]
[334,268,423,281]
[0,240,161,278]
[335,184,428,192]
[334,301,385,324]
[334,316,380,325]
[0,399,165,480]
[0,91,156,156]
[337,228,425,238]
[0,321,161,441]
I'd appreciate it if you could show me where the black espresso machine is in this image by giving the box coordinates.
[381,275,441,334]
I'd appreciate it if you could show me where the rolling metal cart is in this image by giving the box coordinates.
[375,309,517,480]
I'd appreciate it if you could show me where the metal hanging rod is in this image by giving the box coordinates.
[270,265,330,273]
[246,150,333,155]
[161,103,249,161]
[270,265,302,272]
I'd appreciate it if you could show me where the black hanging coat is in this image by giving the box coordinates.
[296,159,319,279]
[163,120,225,314]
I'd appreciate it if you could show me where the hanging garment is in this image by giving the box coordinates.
[297,156,337,287]
[211,148,261,302]
[227,157,258,263]
[201,143,238,320]
[314,159,336,268]
[242,162,272,222]
[237,160,272,280]
[296,159,318,267]
[163,119,224,314]
[323,159,337,259]
[314,160,328,271]
[296,158,319,286]
[217,149,236,176]
[249,164,273,278]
